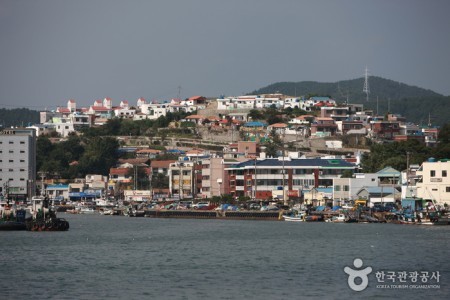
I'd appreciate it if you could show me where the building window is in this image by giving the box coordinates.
[343,185,350,191]
[443,171,447,177]
[20,141,25,144]
[9,141,13,144]
[430,170,436,177]
[446,187,450,193]
[9,160,13,163]
[334,185,341,191]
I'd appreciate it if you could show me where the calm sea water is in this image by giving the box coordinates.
[1,214,449,300]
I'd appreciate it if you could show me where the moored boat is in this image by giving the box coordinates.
[25,197,69,231]
[282,215,305,222]
[0,199,26,230]
[325,213,346,223]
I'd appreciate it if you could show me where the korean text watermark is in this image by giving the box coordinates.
[344,258,441,292]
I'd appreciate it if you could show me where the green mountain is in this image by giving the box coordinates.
[0,108,40,128]
[250,76,450,126]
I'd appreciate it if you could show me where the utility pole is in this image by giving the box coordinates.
[254,157,257,200]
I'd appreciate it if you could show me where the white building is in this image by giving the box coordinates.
[139,103,170,120]
[0,128,36,201]
[333,173,379,204]
[415,159,450,206]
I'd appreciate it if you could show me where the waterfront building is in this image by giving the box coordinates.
[303,187,333,206]
[0,128,36,201]
[333,173,379,205]
[224,157,356,201]
[415,158,450,206]
[377,166,401,186]
[168,160,195,199]
[46,183,69,200]
[356,186,401,206]
[124,190,152,202]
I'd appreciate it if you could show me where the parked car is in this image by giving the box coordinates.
[192,202,209,209]
[249,203,261,210]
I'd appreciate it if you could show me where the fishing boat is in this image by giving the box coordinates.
[325,213,346,223]
[0,200,26,230]
[282,210,306,222]
[99,208,114,215]
[25,197,69,231]
[282,215,305,222]
[78,206,95,214]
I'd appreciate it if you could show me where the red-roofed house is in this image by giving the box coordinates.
[56,107,71,115]
[183,96,207,106]
[184,114,204,125]
[136,149,162,159]
[109,168,133,183]
[88,105,113,120]
[151,160,176,176]
[267,123,288,135]
[311,117,338,137]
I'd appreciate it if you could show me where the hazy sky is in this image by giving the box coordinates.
[0,0,449,109]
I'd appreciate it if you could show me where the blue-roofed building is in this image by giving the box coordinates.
[241,122,268,142]
[243,121,267,128]
[46,184,70,200]
[224,157,356,201]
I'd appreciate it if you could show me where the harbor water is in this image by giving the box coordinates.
[1,214,449,299]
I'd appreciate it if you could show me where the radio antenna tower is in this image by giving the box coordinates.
[363,66,370,102]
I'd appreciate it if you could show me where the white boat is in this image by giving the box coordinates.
[282,213,305,222]
[99,208,114,215]
[79,207,95,214]
[327,214,346,223]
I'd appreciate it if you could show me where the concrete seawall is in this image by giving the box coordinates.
[144,209,282,221]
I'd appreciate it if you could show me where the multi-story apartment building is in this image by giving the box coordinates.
[225,157,356,201]
[0,128,36,201]
[168,160,196,199]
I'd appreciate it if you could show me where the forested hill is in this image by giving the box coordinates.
[249,76,450,126]
[0,108,40,128]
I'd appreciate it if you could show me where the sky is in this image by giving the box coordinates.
[0,0,449,109]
